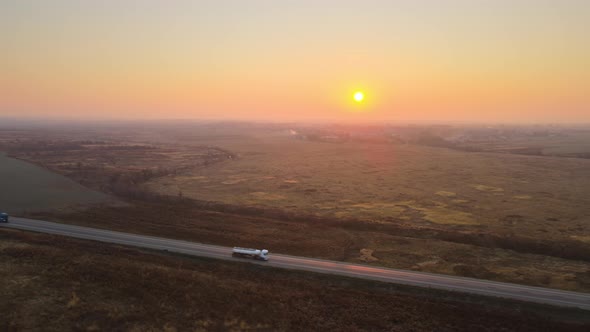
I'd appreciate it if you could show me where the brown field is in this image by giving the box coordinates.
[2,228,588,332]
[456,131,590,158]
[3,125,590,292]
[145,135,590,244]
[0,137,232,193]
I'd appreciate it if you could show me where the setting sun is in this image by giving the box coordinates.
[353,91,365,103]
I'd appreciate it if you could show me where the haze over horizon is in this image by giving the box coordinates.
[2,0,589,123]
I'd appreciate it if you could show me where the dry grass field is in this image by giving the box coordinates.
[146,135,590,244]
[456,131,590,158]
[1,228,588,332]
[0,138,231,194]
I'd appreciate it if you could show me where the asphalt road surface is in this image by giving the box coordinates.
[3,217,589,310]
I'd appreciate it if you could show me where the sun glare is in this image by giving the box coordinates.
[353,91,365,103]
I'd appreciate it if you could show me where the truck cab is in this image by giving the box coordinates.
[0,212,8,223]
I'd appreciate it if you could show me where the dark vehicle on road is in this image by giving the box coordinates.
[0,212,8,223]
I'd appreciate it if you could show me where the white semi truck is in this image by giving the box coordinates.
[232,247,269,261]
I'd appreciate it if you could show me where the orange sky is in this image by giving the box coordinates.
[2,1,589,123]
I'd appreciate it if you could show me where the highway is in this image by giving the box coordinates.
[2,217,590,310]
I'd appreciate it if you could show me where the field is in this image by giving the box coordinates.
[3,124,590,292]
[452,130,590,158]
[0,152,112,214]
[0,130,232,194]
[145,134,590,244]
[1,228,588,332]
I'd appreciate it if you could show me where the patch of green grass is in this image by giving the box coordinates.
[0,153,113,214]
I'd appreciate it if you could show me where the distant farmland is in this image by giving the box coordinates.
[0,153,112,214]
[146,136,590,243]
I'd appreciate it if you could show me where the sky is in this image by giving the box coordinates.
[1,0,589,123]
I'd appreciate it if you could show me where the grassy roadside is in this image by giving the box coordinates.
[28,200,590,293]
[1,228,589,331]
